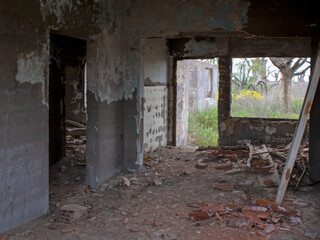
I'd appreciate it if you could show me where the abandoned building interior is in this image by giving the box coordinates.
[1,0,320,239]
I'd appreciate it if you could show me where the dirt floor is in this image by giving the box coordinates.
[1,142,320,240]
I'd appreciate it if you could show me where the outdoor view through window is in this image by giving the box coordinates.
[231,57,310,119]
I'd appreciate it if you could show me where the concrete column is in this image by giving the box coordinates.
[86,94,124,189]
[86,31,125,189]
[218,56,232,146]
[123,35,144,171]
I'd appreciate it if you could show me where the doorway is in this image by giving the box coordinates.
[49,33,87,190]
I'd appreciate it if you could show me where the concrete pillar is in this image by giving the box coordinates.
[86,94,124,189]
[85,31,125,189]
[218,56,232,146]
[123,36,144,171]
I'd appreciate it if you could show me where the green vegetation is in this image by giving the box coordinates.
[188,89,304,147]
[188,107,218,146]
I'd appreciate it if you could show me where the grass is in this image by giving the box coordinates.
[188,90,304,147]
[188,107,218,146]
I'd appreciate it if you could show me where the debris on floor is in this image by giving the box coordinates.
[2,145,319,240]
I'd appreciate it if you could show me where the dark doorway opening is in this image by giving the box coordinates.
[49,33,87,177]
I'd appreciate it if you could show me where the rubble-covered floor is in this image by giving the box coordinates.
[1,144,320,240]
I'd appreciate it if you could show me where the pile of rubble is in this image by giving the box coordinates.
[197,142,311,189]
[188,197,308,234]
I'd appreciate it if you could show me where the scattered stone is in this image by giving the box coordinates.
[59,204,88,223]
[181,167,196,175]
[213,183,235,191]
[195,161,208,169]
[121,211,127,216]
[228,217,254,229]
[153,175,162,186]
[161,232,178,240]
[88,216,97,222]
[122,176,131,187]
[304,232,318,239]
[60,165,67,173]
[226,169,242,174]
[61,228,77,234]
[99,183,108,192]
[215,163,233,170]
[0,235,9,240]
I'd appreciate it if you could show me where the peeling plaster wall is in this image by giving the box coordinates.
[123,0,249,158]
[178,60,218,113]
[0,4,49,233]
[125,0,249,37]
[142,38,169,152]
[221,118,309,145]
[168,37,311,147]
[176,61,189,146]
[143,87,168,152]
[0,0,126,233]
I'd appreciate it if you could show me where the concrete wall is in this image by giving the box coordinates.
[1,0,320,233]
[143,87,168,152]
[178,60,218,113]
[142,38,169,152]
[0,3,49,233]
[0,0,127,232]
[168,37,311,146]
[176,61,190,146]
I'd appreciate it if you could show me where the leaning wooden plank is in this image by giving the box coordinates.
[275,48,320,207]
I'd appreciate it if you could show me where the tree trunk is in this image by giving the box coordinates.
[280,71,293,112]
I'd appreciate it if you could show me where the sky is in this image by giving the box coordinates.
[233,57,311,83]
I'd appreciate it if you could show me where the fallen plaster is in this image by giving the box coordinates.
[15,43,49,107]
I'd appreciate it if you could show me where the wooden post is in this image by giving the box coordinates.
[275,46,320,207]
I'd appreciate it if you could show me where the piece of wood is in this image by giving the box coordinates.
[66,128,86,136]
[66,119,86,128]
[246,143,254,168]
[275,45,320,207]
[257,145,280,187]
[270,151,287,162]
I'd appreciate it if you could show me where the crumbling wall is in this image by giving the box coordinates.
[178,60,218,113]
[168,37,311,146]
[0,0,126,233]
[142,38,168,152]
[176,61,190,146]
[143,87,168,152]
[0,3,49,233]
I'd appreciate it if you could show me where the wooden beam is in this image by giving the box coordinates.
[275,45,320,207]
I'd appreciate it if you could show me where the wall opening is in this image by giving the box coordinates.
[231,57,310,119]
[175,58,219,147]
[49,33,87,191]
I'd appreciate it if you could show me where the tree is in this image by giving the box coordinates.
[232,58,269,94]
[269,58,310,112]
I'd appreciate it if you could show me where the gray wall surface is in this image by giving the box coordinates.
[1,0,320,233]
[143,86,168,152]
[142,38,169,152]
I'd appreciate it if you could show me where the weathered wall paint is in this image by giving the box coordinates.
[178,60,218,113]
[125,0,250,37]
[142,38,168,86]
[87,29,123,104]
[176,60,189,146]
[143,86,168,152]
[15,43,49,106]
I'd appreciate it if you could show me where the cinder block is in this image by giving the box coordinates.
[59,204,88,223]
